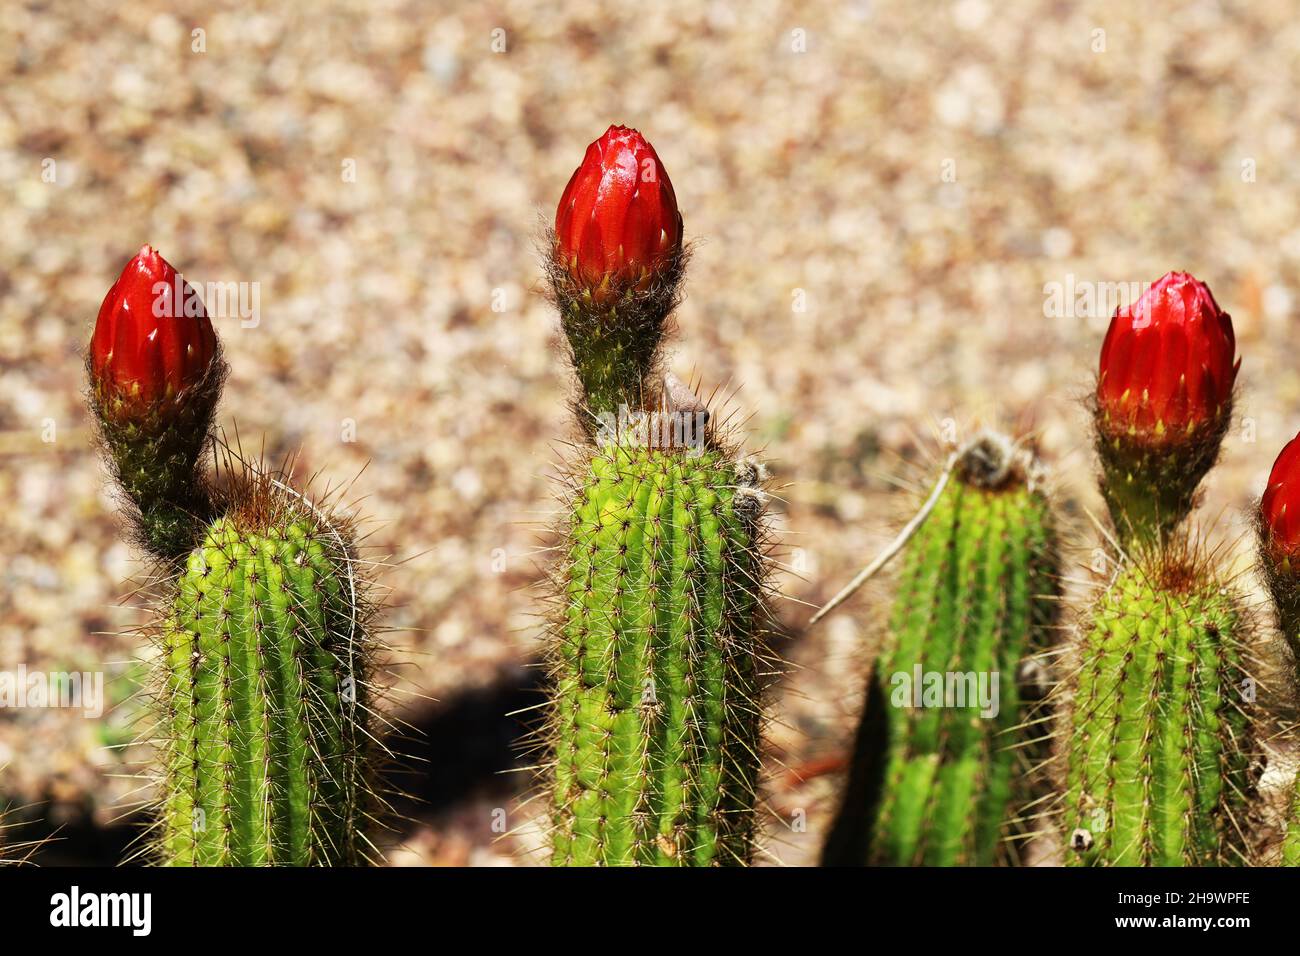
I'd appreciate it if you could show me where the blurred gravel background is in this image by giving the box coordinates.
[3,0,1300,865]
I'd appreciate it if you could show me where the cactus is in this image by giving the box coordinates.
[1281,786,1300,866]
[88,247,384,866]
[1061,269,1253,866]
[823,432,1059,866]
[151,471,377,866]
[1256,429,1300,866]
[547,436,768,866]
[1062,547,1251,866]
[540,126,772,866]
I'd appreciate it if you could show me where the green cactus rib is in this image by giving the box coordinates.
[1064,557,1249,866]
[157,513,368,866]
[861,462,1056,866]
[549,441,767,866]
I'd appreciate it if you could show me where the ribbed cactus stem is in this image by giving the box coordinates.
[1064,552,1250,866]
[549,439,767,866]
[157,505,371,866]
[824,433,1058,865]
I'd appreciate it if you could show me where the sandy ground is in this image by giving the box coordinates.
[4,0,1300,865]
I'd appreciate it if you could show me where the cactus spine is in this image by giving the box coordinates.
[824,433,1058,866]
[549,440,767,866]
[1063,551,1250,866]
[157,499,373,866]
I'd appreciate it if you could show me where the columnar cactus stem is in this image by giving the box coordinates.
[157,493,373,866]
[549,439,767,865]
[823,432,1058,866]
[1063,548,1251,866]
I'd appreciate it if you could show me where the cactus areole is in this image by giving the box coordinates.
[1094,271,1238,547]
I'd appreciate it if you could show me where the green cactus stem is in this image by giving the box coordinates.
[547,435,770,866]
[823,432,1059,866]
[1063,547,1252,866]
[154,475,377,866]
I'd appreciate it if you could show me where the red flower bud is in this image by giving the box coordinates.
[1096,271,1238,445]
[1092,272,1239,546]
[90,245,217,414]
[1262,432,1300,567]
[554,125,683,293]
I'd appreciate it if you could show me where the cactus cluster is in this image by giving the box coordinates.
[70,128,1300,872]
